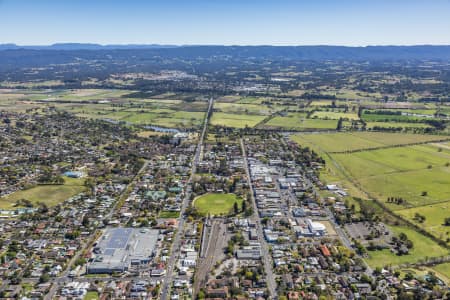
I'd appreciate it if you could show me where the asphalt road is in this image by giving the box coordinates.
[160,97,213,300]
[44,160,150,299]
[240,138,278,300]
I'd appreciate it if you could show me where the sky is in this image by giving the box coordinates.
[0,0,449,46]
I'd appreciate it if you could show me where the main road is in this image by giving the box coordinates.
[240,138,277,300]
[160,97,213,300]
[44,159,150,300]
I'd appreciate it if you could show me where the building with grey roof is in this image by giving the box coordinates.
[87,227,159,274]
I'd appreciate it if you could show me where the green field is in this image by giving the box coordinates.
[332,89,383,100]
[214,102,280,115]
[292,132,381,152]
[366,122,432,129]
[50,89,131,101]
[263,115,337,130]
[159,211,181,218]
[292,133,450,206]
[432,262,450,283]
[235,96,267,104]
[397,202,450,241]
[210,112,265,128]
[0,89,208,129]
[309,100,332,107]
[365,225,449,268]
[0,177,86,209]
[60,102,206,128]
[362,112,430,122]
[291,132,447,153]
[84,291,99,300]
[311,111,359,120]
[292,131,450,249]
[193,193,243,216]
[333,145,450,207]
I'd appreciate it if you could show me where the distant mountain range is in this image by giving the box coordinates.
[0,43,178,50]
[0,44,449,60]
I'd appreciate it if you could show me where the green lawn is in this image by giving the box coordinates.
[159,211,181,218]
[210,112,265,128]
[0,177,86,209]
[84,291,99,300]
[194,193,243,216]
[365,225,449,268]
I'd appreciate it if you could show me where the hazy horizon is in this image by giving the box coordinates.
[2,43,450,47]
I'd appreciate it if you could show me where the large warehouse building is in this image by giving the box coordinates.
[87,227,159,274]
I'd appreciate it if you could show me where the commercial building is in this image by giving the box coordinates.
[87,228,159,274]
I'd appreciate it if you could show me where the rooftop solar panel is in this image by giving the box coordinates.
[104,248,115,256]
[106,228,132,249]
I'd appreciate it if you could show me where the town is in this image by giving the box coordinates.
[1,79,449,300]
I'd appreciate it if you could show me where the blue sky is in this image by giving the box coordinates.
[0,0,449,45]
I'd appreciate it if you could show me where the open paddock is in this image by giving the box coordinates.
[365,225,449,268]
[210,112,265,128]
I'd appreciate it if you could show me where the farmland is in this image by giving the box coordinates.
[362,113,430,122]
[397,203,450,242]
[210,96,291,128]
[310,111,359,120]
[210,112,265,128]
[262,115,337,130]
[193,193,243,216]
[292,133,450,208]
[0,89,208,129]
[213,102,281,115]
[292,131,450,246]
[291,132,447,153]
[366,122,432,129]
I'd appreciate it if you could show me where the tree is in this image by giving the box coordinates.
[233,202,239,215]
[399,232,408,241]
[39,273,50,283]
[82,215,90,227]
[336,118,343,131]
[55,176,65,185]
[444,217,450,226]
